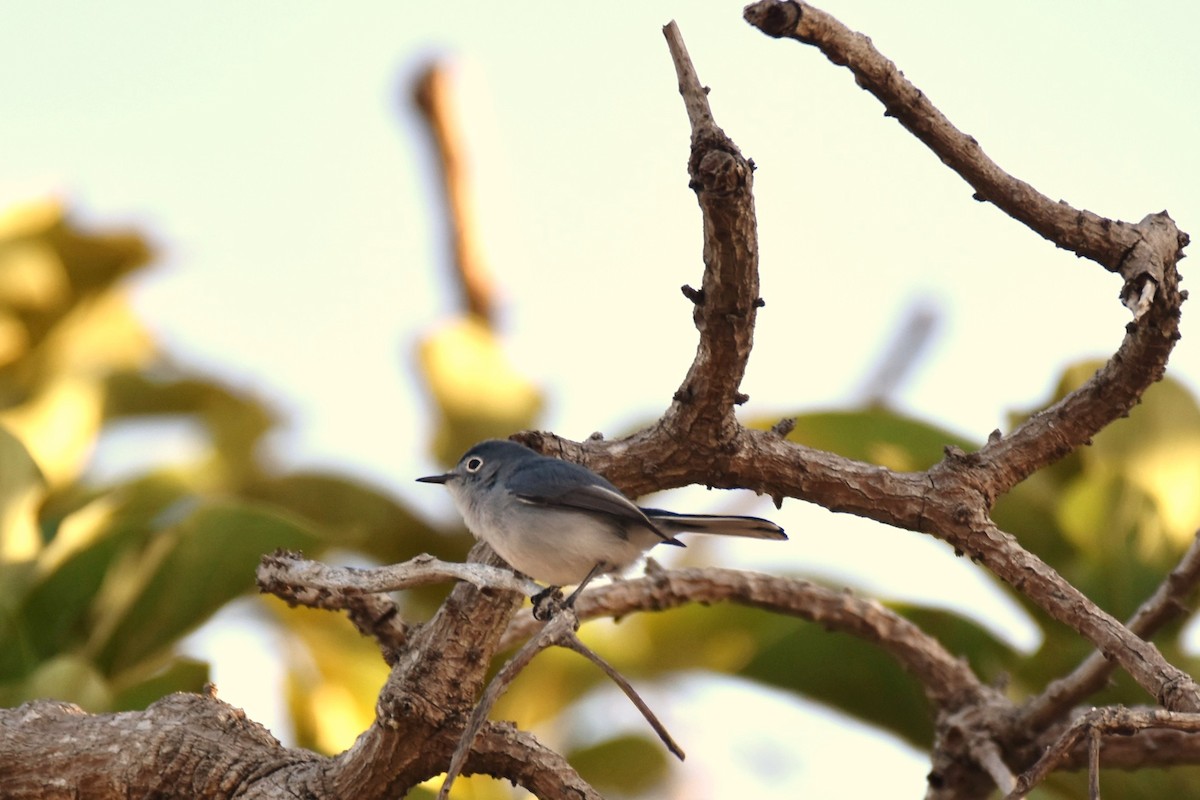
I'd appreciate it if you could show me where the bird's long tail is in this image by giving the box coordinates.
[642,509,786,540]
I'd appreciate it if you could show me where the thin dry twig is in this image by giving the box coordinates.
[1088,726,1102,800]
[437,611,577,799]
[560,635,686,760]
[1042,723,1200,772]
[742,0,1141,268]
[437,606,683,799]
[412,61,497,324]
[501,568,991,711]
[969,737,1016,797]
[1007,707,1200,799]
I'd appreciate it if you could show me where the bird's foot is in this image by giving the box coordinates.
[531,586,565,621]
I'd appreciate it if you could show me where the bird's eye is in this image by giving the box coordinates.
[465,456,484,473]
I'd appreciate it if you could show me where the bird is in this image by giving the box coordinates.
[417,439,786,602]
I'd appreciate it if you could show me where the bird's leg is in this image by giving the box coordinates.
[563,562,606,608]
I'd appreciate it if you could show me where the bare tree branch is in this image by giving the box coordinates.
[501,567,992,711]
[412,60,498,325]
[437,610,580,799]
[258,549,540,599]
[1007,707,1200,799]
[741,1,1188,495]
[515,21,766,485]
[661,20,763,432]
[468,723,603,800]
[1045,723,1200,772]
[0,695,314,798]
[1021,531,1200,730]
[323,543,528,798]
[7,9,1195,799]
[727,0,1197,716]
[742,0,1143,267]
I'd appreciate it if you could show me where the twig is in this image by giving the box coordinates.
[742,1,1188,496]
[1021,530,1200,730]
[437,606,684,798]
[663,21,716,135]
[967,737,1016,797]
[1038,722,1200,771]
[258,550,542,661]
[411,60,497,324]
[1007,707,1200,799]
[561,634,686,760]
[661,20,763,439]
[1088,726,1101,800]
[500,567,991,711]
[438,611,577,799]
[516,20,773,490]
[742,0,1141,268]
[961,519,1199,712]
[257,551,415,659]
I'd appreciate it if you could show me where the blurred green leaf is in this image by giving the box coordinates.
[740,614,933,746]
[92,501,320,673]
[570,733,667,795]
[417,316,544,466]
[994,370,1200,677]
[893,604,1020,684]
[11,475,195,679]
[244,471,459,565]
[21,653,113,711]
[748,407,977,471]
[0,423,46,564]
[113,655,209,711]
[271,597,389,755]
[103,371,276,481]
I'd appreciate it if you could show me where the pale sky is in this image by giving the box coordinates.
[3,2,1198,796]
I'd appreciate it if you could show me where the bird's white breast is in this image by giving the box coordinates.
[447,483,653,586]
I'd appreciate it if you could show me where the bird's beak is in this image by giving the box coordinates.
[416,473,453,484]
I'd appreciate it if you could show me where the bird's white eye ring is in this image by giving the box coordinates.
[465,456,484,473]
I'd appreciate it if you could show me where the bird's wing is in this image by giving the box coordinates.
[506,458,676,543]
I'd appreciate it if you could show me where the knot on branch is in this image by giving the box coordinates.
[1119,211,1186,322]
[689,147,750,195]
[743,0,803,39]
[1159,673,1200,712]
[681,284,705,305]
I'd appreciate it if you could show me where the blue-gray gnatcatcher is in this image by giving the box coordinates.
[417,439,786,595]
